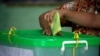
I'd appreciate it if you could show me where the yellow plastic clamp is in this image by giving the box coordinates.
[8,27,16,43]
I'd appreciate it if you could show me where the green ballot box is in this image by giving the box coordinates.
[0,30,100,56]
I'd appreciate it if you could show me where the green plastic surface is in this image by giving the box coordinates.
[0,30,100,48]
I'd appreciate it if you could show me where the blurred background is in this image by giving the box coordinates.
[0,0,73,32]
[0,0,73,4]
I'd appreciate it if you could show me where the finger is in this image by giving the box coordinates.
[45,13,51,22]
[47,14,51,23]
[47,32,51,36]
[44,13,49,20]
[43,29,49,35]
[49,14,53,23]
[46,14,52,25]
[49,12,54,23]
[43,30,46,35]
[47,13,50,22]
[47,30,51,36]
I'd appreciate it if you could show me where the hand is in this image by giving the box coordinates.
[44,10,65,24]
[44,10,57,24]
[43,29,52,36]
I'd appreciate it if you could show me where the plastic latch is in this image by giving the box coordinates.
[8,27,16,43]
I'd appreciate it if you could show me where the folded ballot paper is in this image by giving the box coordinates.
[50,11,62,36]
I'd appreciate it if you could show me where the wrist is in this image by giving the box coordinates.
[58,10,65,17]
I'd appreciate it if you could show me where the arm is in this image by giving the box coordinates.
[39,3,70,35]
[61,9,100,29]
